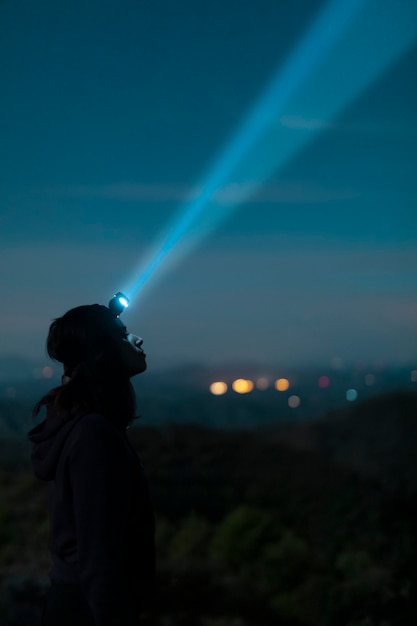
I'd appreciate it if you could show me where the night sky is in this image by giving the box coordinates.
[1,0,417,370]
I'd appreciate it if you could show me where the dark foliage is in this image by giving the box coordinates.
[1,391,416,625]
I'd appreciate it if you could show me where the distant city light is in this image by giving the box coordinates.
[256,377,269,390]
[364,373,376,386]
[42,366,54,379]
[288,395,301,408]
[346,388,358,402]
[411,370,417,383]
[318,375,330,388]
[209,381,228,396]
[232,379,254,394]
[274,378,290,392]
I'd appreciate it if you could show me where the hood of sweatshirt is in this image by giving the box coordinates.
[28,399,87,482]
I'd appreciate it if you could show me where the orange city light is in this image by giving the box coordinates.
[232,379,254,394]
[274,378,290,392]
[209,381,228,396]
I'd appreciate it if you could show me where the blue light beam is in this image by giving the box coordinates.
[124,0,417,301]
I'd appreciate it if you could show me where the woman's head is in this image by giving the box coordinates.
[35,303,146,424]
[47,304,146,378]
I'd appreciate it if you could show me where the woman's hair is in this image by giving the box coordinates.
[33,304,136,426]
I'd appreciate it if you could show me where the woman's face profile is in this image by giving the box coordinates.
[116,322,147,377]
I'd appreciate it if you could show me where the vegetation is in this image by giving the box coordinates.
[1,392,417,625]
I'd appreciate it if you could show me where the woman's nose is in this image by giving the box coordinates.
[134,336,143,347]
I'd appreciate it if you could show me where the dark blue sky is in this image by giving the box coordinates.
[1,0,416,370]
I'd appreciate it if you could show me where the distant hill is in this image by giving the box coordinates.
[267,390,417,493]
[2,387,417,499]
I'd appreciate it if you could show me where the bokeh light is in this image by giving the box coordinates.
[364,373,376,386]
[42,366,54,379]
[274,378,290,392]
[256,377,269,390]
[318,375,330,388]
[346,388,358,402]
[411,370,417,383]
[232,379,254,394]
[288,395,301,408]
[330,357,344,370]
[209,381,228,396]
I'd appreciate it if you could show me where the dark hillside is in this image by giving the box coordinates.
[1,392,417,624]
[266,390,417,493]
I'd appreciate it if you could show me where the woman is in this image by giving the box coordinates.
[28,302,155,626]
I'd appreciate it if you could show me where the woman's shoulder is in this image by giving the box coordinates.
[66,412,125,450]
[66,413,129,467]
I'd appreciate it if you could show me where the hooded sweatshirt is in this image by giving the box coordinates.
[28,400,155,626]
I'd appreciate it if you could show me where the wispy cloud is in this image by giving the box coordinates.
[279,115,334,131]
[216,181,358,204]
[44,180,358,205]
[56,183,198,202]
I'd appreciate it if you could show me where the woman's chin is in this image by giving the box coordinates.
[129,358,147,377]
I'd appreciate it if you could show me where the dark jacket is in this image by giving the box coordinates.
[28,401,155,626]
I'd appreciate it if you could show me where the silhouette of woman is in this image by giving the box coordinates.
[28,300,155,626]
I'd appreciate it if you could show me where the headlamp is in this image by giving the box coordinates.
[108,292,129,317]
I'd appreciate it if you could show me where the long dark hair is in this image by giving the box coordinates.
[33,304,136,427]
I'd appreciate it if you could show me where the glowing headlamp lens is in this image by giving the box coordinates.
[108,292,130,316]
[118,296,129,309]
